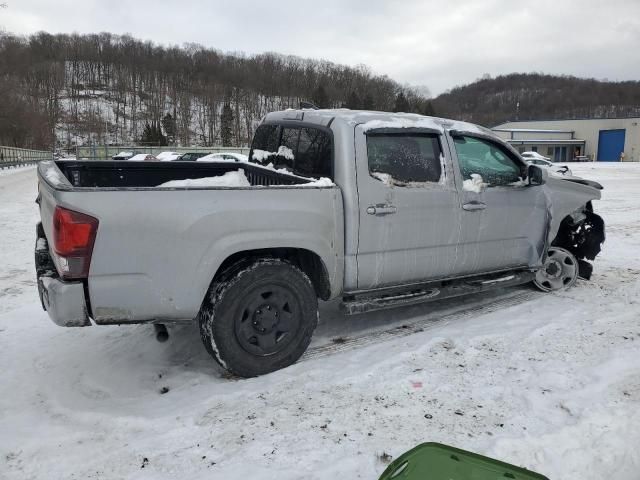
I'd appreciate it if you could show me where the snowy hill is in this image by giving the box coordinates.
[0,32,432,150]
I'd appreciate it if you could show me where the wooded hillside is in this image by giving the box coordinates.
[3,32,639,150]
[0,32,432,149]
[432,73,640,127]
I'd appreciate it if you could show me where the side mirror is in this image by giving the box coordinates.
[528,165,545,186]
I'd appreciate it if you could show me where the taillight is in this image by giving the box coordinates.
[52,206,98,279]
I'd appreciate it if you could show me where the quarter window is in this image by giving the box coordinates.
[453,135,523,186]
[366,133,443,185]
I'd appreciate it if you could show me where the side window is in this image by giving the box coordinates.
[453,135,523,187]
[366,133,442,185]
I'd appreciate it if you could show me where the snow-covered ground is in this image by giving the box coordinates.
[1,163,639,480]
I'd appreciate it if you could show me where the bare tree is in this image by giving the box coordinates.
[0,32,434,148]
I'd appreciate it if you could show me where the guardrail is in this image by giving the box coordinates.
[76,145,250,161]
[0,146,53,169]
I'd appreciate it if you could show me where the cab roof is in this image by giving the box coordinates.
[262,109,495,138]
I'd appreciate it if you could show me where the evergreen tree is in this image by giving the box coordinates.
[421,100,436,117]
[161,113,177,144]
[155,121,167,146]
[220,103,234,146]
[362,93,375,110]
[346,91,362,110]
[393,91,410,113]
[140,122,153,145]
[312,85,329,108]
[140,120,167,146]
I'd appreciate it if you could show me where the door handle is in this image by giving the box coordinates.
[462,202,486,211]
[367,204,397,215]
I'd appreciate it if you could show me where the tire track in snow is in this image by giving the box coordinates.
[303,290,544,360]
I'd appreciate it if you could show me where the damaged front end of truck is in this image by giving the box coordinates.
[544,174,606,280]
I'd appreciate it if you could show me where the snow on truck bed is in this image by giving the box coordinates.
[1,164,640,479]
[157,169,251,188]
[156,168,334,188]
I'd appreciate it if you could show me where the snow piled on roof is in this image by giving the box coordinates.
[361,118,444,132]
[157,170,251,188]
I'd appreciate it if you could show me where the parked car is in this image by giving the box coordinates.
[178,152,209,161]
[112,151,134,160]
[197,152,249,162]
[156,151,182,161]
[35,110,605,377]
[521,151,551,161]
[128,154,156,162]
[521,152,572,176]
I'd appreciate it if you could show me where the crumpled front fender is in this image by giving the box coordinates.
[543,174,602,245]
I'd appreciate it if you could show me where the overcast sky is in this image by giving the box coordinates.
[2,0,639,96]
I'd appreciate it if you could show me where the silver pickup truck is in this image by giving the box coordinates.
[35,109,605,377]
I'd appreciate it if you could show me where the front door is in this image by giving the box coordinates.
[355,126,464,290]
[450,134,548,274]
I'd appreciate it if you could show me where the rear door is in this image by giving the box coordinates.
[354,126,464,290]
[449,133,548,274]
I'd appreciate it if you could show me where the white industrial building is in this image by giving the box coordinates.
[493,117,640,162]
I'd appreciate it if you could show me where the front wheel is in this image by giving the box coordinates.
[533,247,578,292]
[198,258,318,377]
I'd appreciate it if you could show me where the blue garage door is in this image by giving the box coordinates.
[597,129,625,162]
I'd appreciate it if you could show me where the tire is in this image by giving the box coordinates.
[198,258,318,377]
[533,247,579,292]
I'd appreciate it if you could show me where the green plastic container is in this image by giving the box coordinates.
[378,443,549,480]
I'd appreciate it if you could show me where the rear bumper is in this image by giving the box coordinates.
[35,222,90,327]
[39,276,91,327]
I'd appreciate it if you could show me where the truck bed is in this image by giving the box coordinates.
[50,160,309,189]
[36,160,344,325]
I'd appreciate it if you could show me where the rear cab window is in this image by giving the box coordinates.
[365,132,444,186]
[250,124,332,179]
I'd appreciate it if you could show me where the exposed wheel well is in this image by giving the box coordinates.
[551,204,604,262]
[214,248,331,300]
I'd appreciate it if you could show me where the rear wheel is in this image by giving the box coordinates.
[198,258,318,377]
[533,247,578,292]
